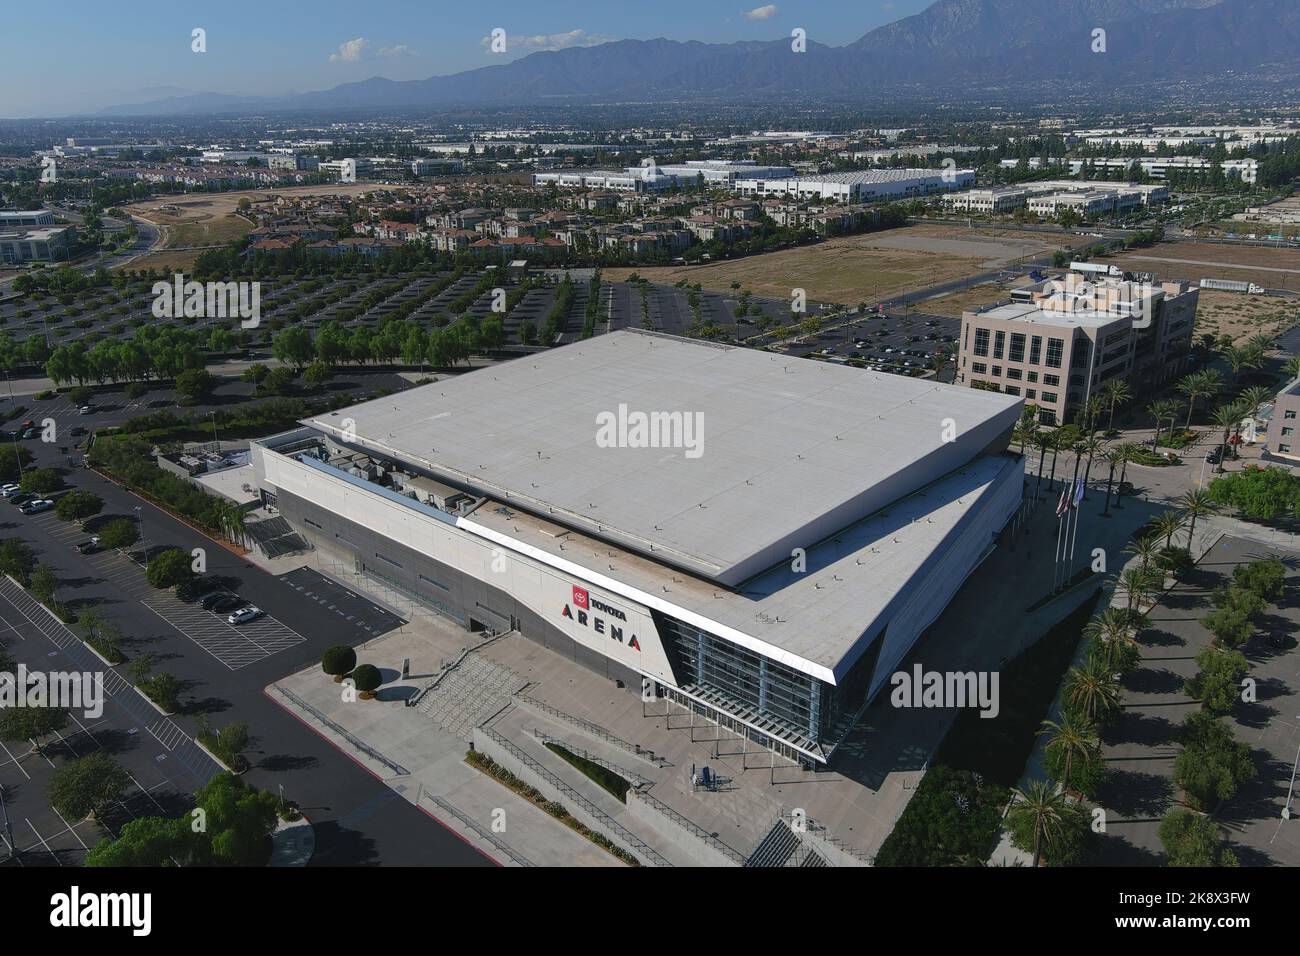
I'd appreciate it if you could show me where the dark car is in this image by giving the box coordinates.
[76,537,101,555]
[198,591,231,610]
[211,596,243,614]
[1206,448,1222,465]
[9,493,35,508]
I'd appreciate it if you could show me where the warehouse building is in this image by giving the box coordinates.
[732,168,975,202]
[251,331,1023,766]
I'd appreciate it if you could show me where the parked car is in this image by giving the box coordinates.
[198,591,231,610]
[77,405,94,415]
[211,596,243,614]
[10,493,36,508]
[75,537,101,554]
[19,427,38,440]
[227,606,263,625]
[69,426,86,437]
[20,499,53,515]
[1206,448,1222,465]
[0,484,20,498]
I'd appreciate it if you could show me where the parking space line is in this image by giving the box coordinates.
[24,819,59,865]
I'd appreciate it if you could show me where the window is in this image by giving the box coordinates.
[993,331,1006,360]
[973,328,990,357]
[1027,371,1039,383]
[375,552,403,569]
[1043,374,1060,387]
[1005,386,1020,396]
[419,573,450,592]
[1009,333,1026,363]
[1029,336,1042,364]
[1006,367,1022,380]
[1045,337,1064,369]
[991,366,1002,377]
[1026,389,1037,400]
[1041,392,1058,404]
[972,362,987,374]
[304,517,322,530]
[1286,410,1297,420]
[1280,444,1293,454]
[1283,427,1295,437]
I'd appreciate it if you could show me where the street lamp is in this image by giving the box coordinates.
[134,505,146,569]
[209,410,218,447]
[1283,716,1300,820]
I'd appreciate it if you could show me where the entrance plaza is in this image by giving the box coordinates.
[264,476,1163,865]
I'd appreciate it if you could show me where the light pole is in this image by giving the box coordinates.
[1283,716,1300,820]
[135,505,146,569]
[3,370,11,401]
[0,783,13,862]
[10,430,23,481]
[209,410,218,447]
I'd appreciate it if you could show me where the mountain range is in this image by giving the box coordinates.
[97,0,1300,116]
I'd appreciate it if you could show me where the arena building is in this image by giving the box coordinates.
[251,330,1024,766]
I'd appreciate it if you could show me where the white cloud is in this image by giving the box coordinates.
[329,37,369,62]
[743,4,779,20]
[329,37,416,62]
[479,28,617,55]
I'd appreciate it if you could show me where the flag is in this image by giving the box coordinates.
[1056,487,1069,518]
[1072,477,1085,508]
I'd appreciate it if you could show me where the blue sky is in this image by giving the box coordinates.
[4,0,930,117]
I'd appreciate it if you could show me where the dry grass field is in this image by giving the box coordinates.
[1190,289,1299,346]
[604,224,1052,305]
[121,182,376,271]
[1108,241,1300,293]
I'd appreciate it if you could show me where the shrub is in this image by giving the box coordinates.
[55,490,103,522]
[97,517,140,550]
[145,548,195,590]
[50,752,131,819]
[1233,558,1286,603]
[352,663,382,697]
[1184,646,1250,715]
[124,381,149,399]
[1159,808,1239,867]
[1174,712,1256,812]
[19,467,63,494]
[321,644,357,681]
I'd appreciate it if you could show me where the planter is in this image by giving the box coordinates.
[82,640,121,668]
[136,689,175,718]
[194,737,244,775]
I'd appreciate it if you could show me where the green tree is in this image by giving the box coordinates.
[29,564,59,605]
[174,368,217,403]
[19,467,63,494]
[0,706,68,755]
[1185,646,1250,715]
[50,751,131,819]
[54,490,103,522]
[1039,713,1101,796]
[352,663,382,697]
[1158,808,1238,867]
[86,816,191,867]
[322,644,357,681]
[1173,712,1255,812]
[97,517,139,551]
[1007,779,1081,867]
[190,773,279,866]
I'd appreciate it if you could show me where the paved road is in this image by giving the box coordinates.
[0,437,492,865]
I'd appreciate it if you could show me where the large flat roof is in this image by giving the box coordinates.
[304,330,1020,586]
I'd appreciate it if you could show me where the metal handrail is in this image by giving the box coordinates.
[420,793,535,867]
[632,789,746,865]
[273,685,409,776]
[513,692,669,767]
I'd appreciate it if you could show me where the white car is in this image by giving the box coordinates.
[20,499,53,515]
[0,484,20,498]
[227,606,263,625]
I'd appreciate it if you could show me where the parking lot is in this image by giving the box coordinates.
[278,567,406,638]
[0,582,214,867]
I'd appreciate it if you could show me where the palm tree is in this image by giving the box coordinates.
[1066,660,1122,724]
[1178,368,1221,429]
[1080,435,1104,496]
[1039,713,1099,796]
[1101,378,1132,433]
[1236,385,1272,443]
[1008,779,1072,867]
[1146,398,1178,449]
[1220,345,1257,388]
[1123,535,1159,575]
[1100,448,1124,516]
[1153,510,1185,550]
[1113,442,1138,510]
[1118,565,1154,611]
[1179,488,1219,550]
[1083,606,1139,669]
[1209,402,1244,474]
[1012,419,1038,457]
[1034,431,1052,500]
[1283,354,1300,381]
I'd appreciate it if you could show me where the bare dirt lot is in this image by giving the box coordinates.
[604,224,1052,305]
[1109,241,1300,292]
[122,182,376,271]
[1189,289,1299,346]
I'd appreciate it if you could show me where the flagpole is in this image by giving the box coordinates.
[1067,478,1084,588]
[1053,488,1067,591]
